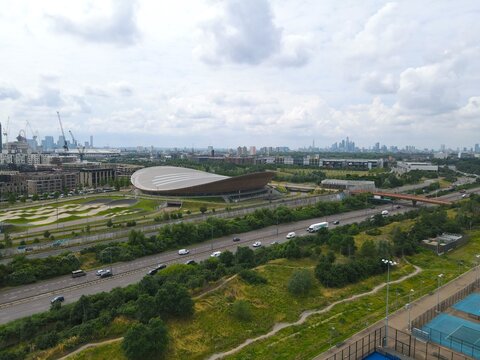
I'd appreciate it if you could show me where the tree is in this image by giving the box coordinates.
[155,282,194,318]
[32,193,39,201]
[199,206,208,214]
[231,300,253,321]
[43,230,50,239]
[122,318,168,360]
[106,219,113,228]
[234,247,255,268]
[287,269,314,296]
[219,250,235,267]
[136,294,157,323]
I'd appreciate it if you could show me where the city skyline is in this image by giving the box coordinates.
[0,1,479,148]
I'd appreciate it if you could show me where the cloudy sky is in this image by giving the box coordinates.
[0,0,479,149]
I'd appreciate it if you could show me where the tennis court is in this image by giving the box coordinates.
[422,313,480,359]
[453,292,480,317]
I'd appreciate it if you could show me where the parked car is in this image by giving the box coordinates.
[286,232,296,239]
[252,241,262,248]
[332,220,340,225]
[51,296,65,304]
[210,251,222,257]
[232,236,241,242]
[178,248,190,255]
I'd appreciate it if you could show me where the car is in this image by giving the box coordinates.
[185,259,197,265]
[332,220,340,225]
[286,232,296,239]
[233,236,241,242]
[396,205,401,209]
[148,264,167,275]
[178,248,190,255]
[100,270,113,278]
[252,241,262,248]
[51,296,65,304]
[271,241,279,245]
[462,194,468,198]
[96,269,107,276]
[210,251,222,257]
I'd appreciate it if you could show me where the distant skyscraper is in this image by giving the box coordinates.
[0,122,2,150]
[90,135,93,148]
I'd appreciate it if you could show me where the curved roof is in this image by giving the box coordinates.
[130,166,274,195]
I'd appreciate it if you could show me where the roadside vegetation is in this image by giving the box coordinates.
[1,195,479,359]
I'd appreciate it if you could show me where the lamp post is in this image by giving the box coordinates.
[437,273,444,312]
[382,258,397,347]
[407,289,414,331]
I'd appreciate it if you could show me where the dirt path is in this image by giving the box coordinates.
[57,337,123,359]
[208,264,422,360]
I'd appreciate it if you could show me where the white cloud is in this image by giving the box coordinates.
[0,85,21,101]
[47,0,140,46]
[361,72,398,94]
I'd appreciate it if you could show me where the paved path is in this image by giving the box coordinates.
[316,265,480,359]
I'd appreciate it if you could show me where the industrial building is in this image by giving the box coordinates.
[131,166,274,196]
[394,161,438,173]
[321,179,376,191]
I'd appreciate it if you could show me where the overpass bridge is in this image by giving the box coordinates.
[350,190,452,206]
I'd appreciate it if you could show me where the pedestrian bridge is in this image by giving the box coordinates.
[350,190,452,206]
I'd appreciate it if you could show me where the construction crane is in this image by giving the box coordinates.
[56,111,69,152]
[68,130,86,161]
[25,120,39,144]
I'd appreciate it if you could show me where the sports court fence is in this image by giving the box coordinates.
[420,325,480,359]
[324,326,471,360]
[411,278,480,330]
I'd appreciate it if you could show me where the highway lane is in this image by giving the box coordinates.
[1,188,477,324]
[0,203,406,324]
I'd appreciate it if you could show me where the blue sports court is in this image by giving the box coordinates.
[453,293,480,317]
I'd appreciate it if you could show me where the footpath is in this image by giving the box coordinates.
[316,266,479,359]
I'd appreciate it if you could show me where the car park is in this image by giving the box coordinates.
[178,248,190,255]
[252,241,262,247]
[51,296,65,304]
[286,232,296,239]
[233,236,241,242]
[332,220,340,225]
[211,251,222,257]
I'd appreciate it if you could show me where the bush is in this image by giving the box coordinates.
[238,269,267,285]
[126,220,137,227]
[231,300,253,321]
[365,228,381,236]
[287,269,314,296]
[122,318,168,360]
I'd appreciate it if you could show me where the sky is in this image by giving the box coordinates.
[0,0,479,150]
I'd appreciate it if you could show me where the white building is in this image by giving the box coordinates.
[395,161,438,174]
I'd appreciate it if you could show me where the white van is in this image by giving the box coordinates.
[286,232,296,239]
[381,210,389,216]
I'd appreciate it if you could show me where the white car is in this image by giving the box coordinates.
[96,269,107,276]
[286,232,296,239]
[252,241,262,248]
[210,251,222,257]
[178,248,190,255]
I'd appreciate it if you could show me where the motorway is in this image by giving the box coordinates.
[0,189,475,324]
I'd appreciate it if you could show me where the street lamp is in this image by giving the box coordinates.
[437,273,444,312]
[407,289,414,331]
[382,258,397,347]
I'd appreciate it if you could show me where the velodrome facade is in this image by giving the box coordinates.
[130,166,274,196]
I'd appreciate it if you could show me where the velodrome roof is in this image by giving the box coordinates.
[130,166,274,195]
[131,166,229,192]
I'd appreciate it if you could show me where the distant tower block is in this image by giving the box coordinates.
[90,135,93,148]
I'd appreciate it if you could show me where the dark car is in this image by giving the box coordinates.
[148,264,167,275]
[51,296,65,304]
[185,260,197,265]
[100,270,113,278]
[332,220,340,225]
[233,237,241,242]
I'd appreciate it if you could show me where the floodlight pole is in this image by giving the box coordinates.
[476,254,480,287]
[382,259,397,347]
[407,289,414,331]
[436,273,444,312]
